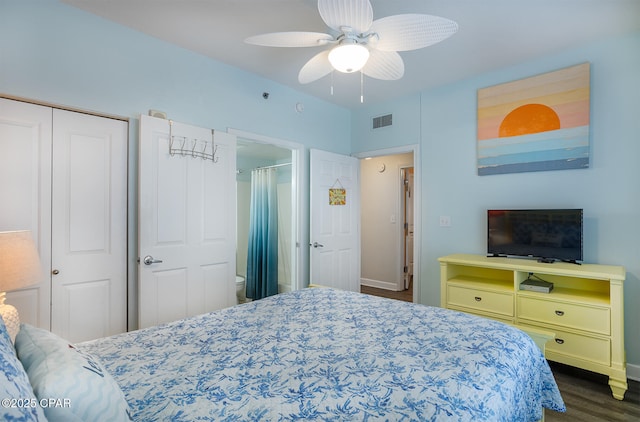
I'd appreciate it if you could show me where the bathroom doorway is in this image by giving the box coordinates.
[232,130,305,302]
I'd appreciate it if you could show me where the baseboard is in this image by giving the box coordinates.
[361,278,398,291]
[627,363,640,382]
[278,283,291,294]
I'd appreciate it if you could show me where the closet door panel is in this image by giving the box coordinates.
[0,98,52,329]
[51,109,127,342]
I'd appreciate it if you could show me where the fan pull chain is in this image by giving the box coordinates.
[330,71,334,96]
[360,71,364,103]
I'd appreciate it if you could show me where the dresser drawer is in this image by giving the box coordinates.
[448,285,513,317]
[517,296,610,335]
[545,329,611,366]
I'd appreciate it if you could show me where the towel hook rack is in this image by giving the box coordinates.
[168,120,218,163]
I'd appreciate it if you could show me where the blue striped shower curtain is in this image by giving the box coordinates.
[246,168,279,300]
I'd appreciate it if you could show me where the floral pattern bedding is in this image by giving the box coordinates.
[79,288,565,421]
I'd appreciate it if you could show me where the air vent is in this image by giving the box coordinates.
[372,114,392,129]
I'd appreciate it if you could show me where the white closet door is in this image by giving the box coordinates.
[50,109,128,342]
[138,115,236,329]
[0,98,52,329]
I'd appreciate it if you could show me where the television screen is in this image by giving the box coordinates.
[487,209,583,263]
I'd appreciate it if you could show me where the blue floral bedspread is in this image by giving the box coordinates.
[79,288,565,421]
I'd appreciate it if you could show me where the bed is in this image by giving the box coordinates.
[3,287,565,421]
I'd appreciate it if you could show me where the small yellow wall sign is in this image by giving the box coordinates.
[329,188,346,205]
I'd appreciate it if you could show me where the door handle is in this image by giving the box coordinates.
[311,242,324,248]
[142,255,163,265]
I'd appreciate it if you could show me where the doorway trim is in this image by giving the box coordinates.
[353,144,421,303]
[228,128,306,293]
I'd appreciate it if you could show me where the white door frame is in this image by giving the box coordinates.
[353,145,421,303]
[228,128,306,292]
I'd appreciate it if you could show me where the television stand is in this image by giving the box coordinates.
[438,253,627,400]
[537,257,556,264]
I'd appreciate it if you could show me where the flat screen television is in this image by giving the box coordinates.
[487,209,583,263]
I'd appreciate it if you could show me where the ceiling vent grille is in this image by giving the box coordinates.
[372,114,392,129]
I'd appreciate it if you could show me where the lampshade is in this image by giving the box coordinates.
[0,230,41,342]
[0,230,42,292]
[328,41,370,73]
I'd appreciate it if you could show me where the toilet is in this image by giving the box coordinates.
[235,275,246,304]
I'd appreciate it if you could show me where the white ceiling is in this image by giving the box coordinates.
[237,138,292,163]
[62,0,640,110]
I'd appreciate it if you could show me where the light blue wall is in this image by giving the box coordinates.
[0,0,350,152]
[351,93,421,151]
[353,32,640,368]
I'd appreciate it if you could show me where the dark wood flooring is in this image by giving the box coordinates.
[360,285,640,420]
[360,284,413,302]
[546,362,640,421]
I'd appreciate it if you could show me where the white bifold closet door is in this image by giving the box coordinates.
[0,97,128,343]
[50,109,128,342]
[0,98,52,330]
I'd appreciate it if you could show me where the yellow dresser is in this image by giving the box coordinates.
[439,253,627,400]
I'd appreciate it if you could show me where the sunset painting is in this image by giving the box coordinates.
[477,63,590,175]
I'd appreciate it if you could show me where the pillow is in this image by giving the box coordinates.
[0,317,46,421]
[15,324,132,422]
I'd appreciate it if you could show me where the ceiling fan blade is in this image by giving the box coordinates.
[318,0,373,34]
[245,31,333,47]
[369,14,458,52]
[298,50,333,84]
[362,50,404,80]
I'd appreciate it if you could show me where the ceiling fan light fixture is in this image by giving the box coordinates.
[328,41,370,73]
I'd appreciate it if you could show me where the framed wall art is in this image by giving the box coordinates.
[477,63,590,176]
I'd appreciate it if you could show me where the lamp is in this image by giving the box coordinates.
[0,230,42,342]
[328,39,370,73]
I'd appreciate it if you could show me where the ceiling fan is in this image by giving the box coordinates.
[245,0,458,85]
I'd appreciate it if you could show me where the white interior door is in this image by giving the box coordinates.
[50,109,128,342]
[309,149,360,291]
[138,115,236,329]
[0,98,52,329]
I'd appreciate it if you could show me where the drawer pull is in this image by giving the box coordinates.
[555,338,565,345]
[474,296,482,302]
[555,310,565,316]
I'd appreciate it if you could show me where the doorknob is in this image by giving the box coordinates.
[142,255,163,265]
[311,242,324,248]
[52,269,59,275]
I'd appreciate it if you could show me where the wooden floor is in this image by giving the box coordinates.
[546,362,640,421]
[360,285,640,420]
[360,284,413,302]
